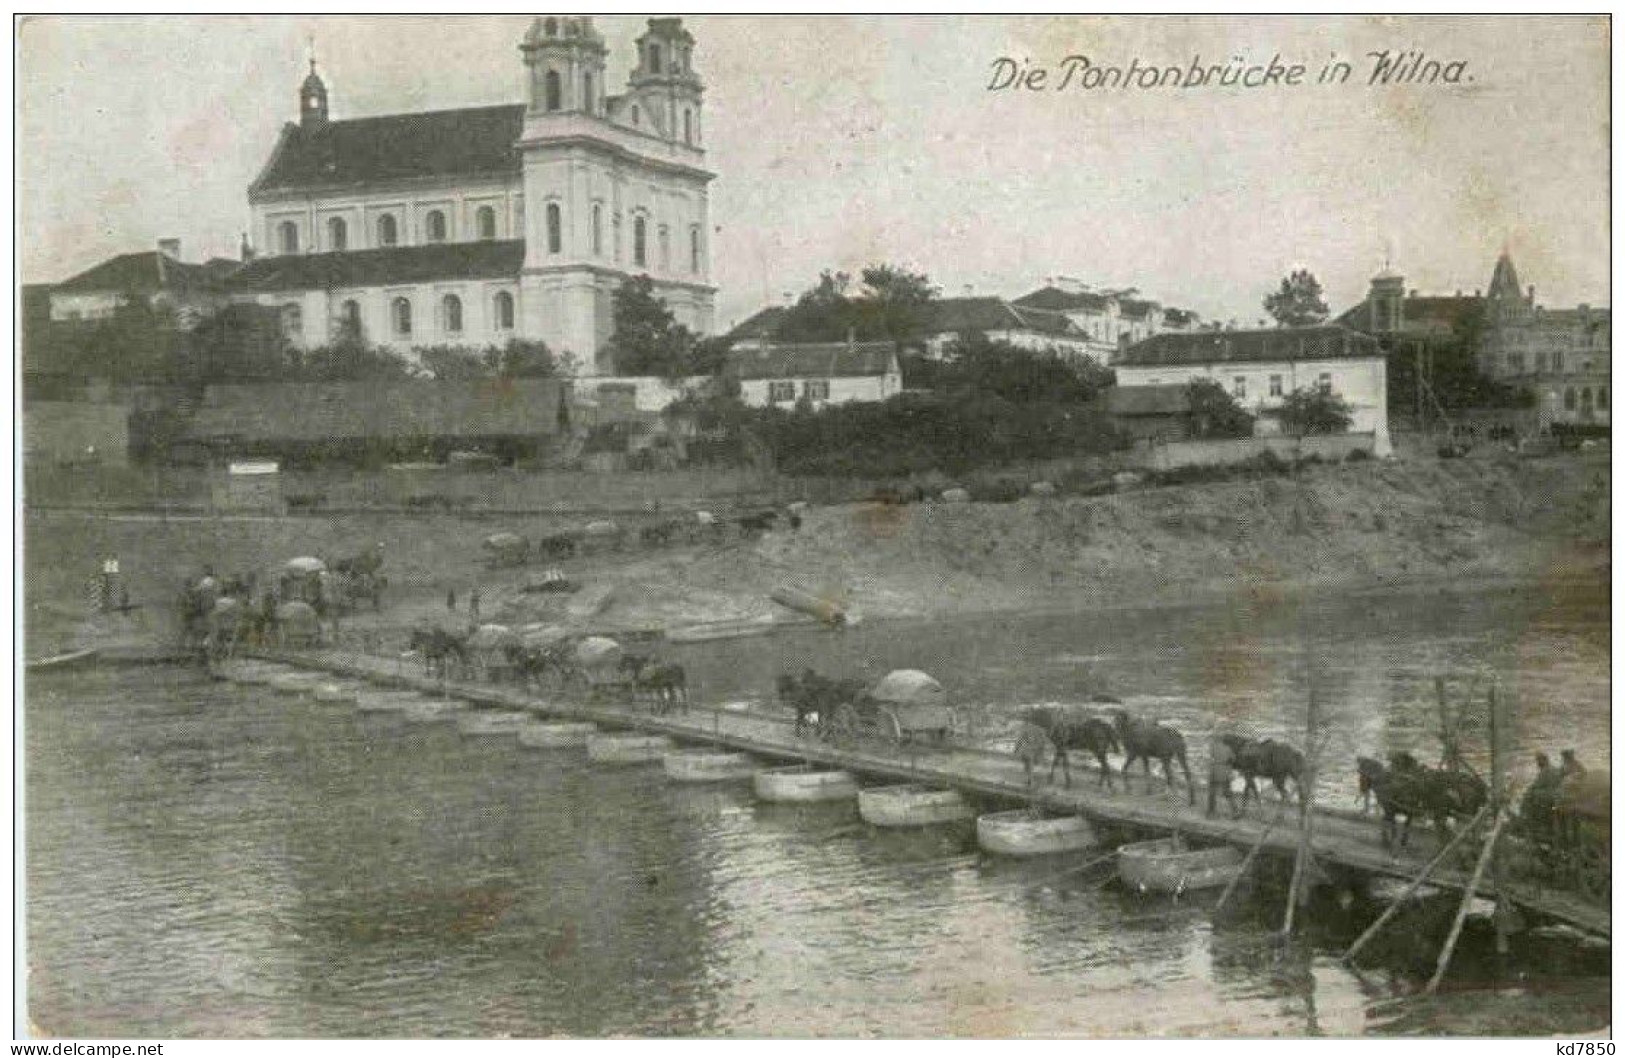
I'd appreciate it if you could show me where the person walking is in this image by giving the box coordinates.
[1560,748,1586,779]
[1207,733,1239,819]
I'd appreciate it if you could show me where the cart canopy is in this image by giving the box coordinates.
[284,556,326,575]
[868,669,945,707]
[575,636,622,669]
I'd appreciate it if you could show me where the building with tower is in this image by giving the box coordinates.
[225,17,716,375]
[1337,251,1609,429]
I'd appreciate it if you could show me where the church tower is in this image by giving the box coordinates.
[516,16,716,375]
[299,59,328,126]
[625,18,705,147]
[1367,268,1405,333]
[1486,250,1531,322]
[520,16,607,116]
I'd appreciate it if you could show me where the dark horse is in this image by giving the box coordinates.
[1365,753,1488,850]
[777,670,864,738]
[410,627,470,680]
[1111,710,1195,804]
[1222,735,1306,807]
[638,662,689,714]
[1021,705,1121,789]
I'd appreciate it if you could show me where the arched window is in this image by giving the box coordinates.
[689,225,701,274]
[545,70,561,112]
[633,215,647,267]
[631,105,640,126]
[658,224,670,270]
[494,291,515,331]
[425,210,447,243]
[649,43,661,74]
[377,214,398,247]
[546,202,562,254]
[1564,387,1577,411]
[1581,386,1594,408]
[683,109,692,144]
[392,297,412,337]
[442,294,463,334]
[338,299,361,340]
[591,204,603,256]
[583,71,594,113]
[1599,387,1608,410]
[327,217,347,252]
[278,221,298,255]
[475,206,496,241]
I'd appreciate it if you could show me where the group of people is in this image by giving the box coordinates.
[1520,748,1589,835]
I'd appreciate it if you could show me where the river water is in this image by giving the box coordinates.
[24,583,1609,1037]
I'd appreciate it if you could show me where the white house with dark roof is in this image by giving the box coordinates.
[1116,325,1391,455]
[728,342,902,409]
[231,17,716,374]
[1013,281,1200,363]
[50,240,239,326]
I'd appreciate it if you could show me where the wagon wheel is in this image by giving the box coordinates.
[1570,843,1610,904]
[878,706,905,746]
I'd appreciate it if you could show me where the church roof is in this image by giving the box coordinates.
[729,342,897,380]
[223,240,525,292]
[54,251,227,295]
[1333,293,1482,334]
[250,103,526,196]
[1118,326,1380,367]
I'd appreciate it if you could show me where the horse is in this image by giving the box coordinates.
[778,670,864,739]
[777,673,821,736]
[1366,754,1488,851]
[638,663,688,715]
[1013,724,1053,789]
[410,627,470,680]
[1223,735,1305,807]
[1110,710,1195,804]
[1022,705,1121,790]
[619,653,653,688]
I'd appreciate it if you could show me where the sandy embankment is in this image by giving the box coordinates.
[24,453,1608,651]
[490,455,1609,633]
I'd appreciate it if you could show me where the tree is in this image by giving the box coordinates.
[485,339,568,378]
[1263,270,1330,328]
[937,332,1113,404]
[1278,385,1354,435]
[1184,378,1255,439]
[853,265,939,346]
[415,344,487,380]
[607,275,698,379]
[289,336,415,382]
[773,264,939,345]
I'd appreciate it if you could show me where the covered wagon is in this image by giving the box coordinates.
[572,636,629,693]
[827,669,958,746]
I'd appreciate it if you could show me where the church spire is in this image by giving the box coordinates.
[299,41,329,126]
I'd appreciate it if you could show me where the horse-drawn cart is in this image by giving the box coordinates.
[827,669,958,746]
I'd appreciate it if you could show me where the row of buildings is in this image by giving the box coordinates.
[25,16,1609,470]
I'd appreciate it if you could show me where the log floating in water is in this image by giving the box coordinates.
[770,586,846,625]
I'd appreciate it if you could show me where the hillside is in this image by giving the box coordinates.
[514,453,1610,629]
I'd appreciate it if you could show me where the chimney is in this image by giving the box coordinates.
[158,238,181,260]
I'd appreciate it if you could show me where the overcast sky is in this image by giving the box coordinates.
[17,14,1610,328]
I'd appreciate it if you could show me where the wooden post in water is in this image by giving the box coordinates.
[1216,806,1286,916]
[1426,809,1510,994]
[1342,805,1489,964]
[1487,683,1510,955]
[1282,672,1320,936]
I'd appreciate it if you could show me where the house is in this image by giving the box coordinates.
[1116,325,1391,456]
[1103,384,1192,443]
[1337,252,1610,429]
[227,17,717,373]
[1013,280,1201,363]
[728,342,901,408]
[185,378,569,463]
[727,296,1099,364]
[49,240,237,326]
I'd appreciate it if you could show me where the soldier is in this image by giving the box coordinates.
[1560,749,1586,779]
[1207,733,1239,819]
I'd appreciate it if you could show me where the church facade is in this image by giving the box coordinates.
[228,17,716,375]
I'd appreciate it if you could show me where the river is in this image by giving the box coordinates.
[24,583,1609,1037]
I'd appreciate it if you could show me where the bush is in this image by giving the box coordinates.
[1346,447,1373,463]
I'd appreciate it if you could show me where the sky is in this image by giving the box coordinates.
[16,14,1611,329]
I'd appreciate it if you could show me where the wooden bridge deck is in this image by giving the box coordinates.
[253,648,1610,941]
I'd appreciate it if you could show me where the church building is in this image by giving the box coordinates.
[226,17,717,375]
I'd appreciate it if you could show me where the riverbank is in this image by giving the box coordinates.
[24,451,1608,651]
